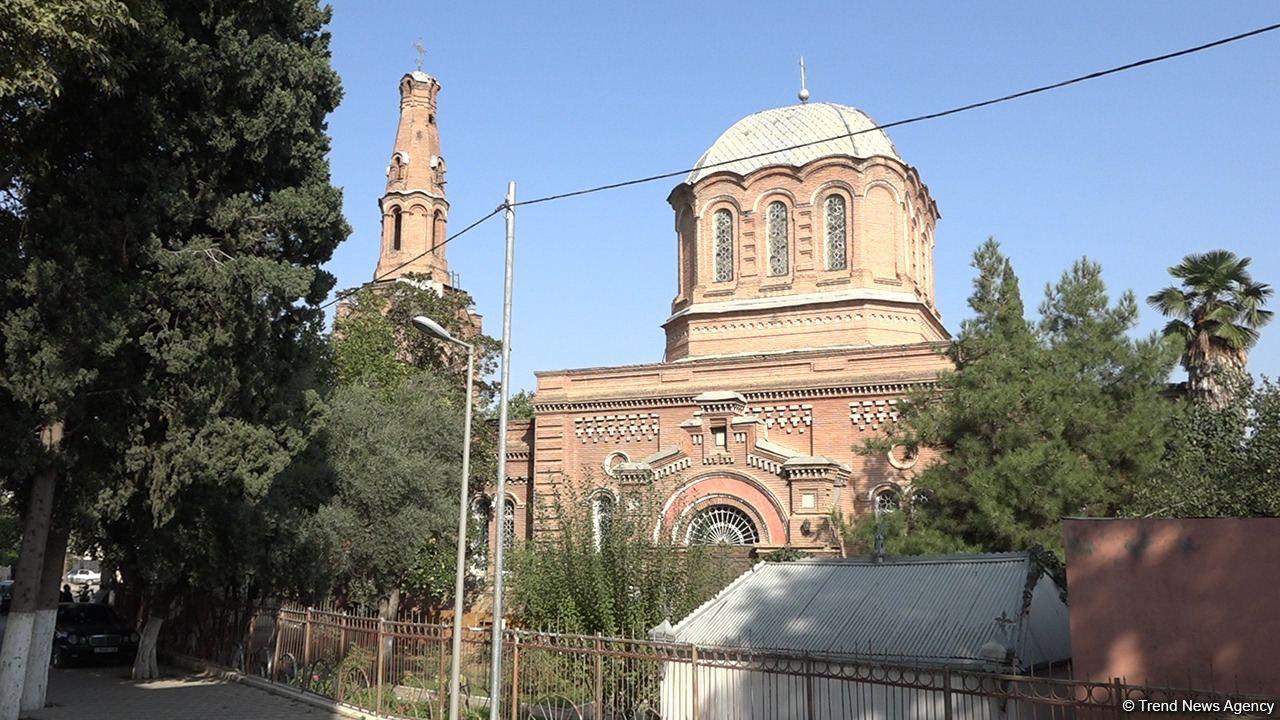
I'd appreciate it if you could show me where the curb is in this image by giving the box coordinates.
[163,652,377,719]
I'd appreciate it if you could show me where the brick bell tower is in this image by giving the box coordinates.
[374,70,451,287]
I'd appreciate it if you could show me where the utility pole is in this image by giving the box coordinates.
[487,181,516,720]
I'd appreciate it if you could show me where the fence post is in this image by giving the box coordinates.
[594,633,604,717]
[303,608,313,668]
[943,668,953,720]
[805,655,815,720]
[509,634,520,720]
[1113,677,1124,720]
[271,606,284,683]
[437,627,447,717]
[376,617,386,715]
[691,645,699,720]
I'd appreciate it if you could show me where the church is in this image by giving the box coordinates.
[370,67,952,556]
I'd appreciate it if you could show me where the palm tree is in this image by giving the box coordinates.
[1148,250,1273,408]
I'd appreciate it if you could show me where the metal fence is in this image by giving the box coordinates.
[165,603,1275,720]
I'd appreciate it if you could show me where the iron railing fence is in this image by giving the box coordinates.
[162,603,1277,720]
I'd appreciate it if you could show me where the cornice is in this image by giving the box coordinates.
[530,378,938,414]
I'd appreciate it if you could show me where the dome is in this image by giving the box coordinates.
[685,102,900,185]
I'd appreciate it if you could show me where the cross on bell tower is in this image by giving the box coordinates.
[374,63,451,287]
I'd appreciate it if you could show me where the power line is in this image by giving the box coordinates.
[514,22,1280,207]
[321,21,1278,311]
[319,205,504,310]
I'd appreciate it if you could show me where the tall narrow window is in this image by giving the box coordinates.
[432,210,445,256]
[501,498,516,554]
[592,493,614,551]
[713,209,734,282]
[392,208,403,251]
[766,201,789,276]
[825,195,847,270]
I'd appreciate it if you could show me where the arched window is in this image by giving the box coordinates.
[686,505,759,546]
[824,195,847,270]
[432,210,445,255]
[712,209,734,282]
[766,201,789,276]
[391,207,403,251]
[591,493,614,550]
[501,497,517,554]
[873,487,900,516]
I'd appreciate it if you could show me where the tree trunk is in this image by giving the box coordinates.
[0,422,61,720]
[132,614,164,681]
[20,522,69,712]
[1189,354,1248,410]
[378,589,400,658]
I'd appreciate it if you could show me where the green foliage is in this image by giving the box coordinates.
[506,390,535,422]
[1148,250,1273,407]
[301,373,467,609]
[867,239,1177,555]
[325,278,500,611]
[758,546,810,562]
[507,477,741,636]
[334,280,499,402]
[1131,379,1280,517]
[0,494,21,568]
[0,0,131,105]
[1,0,351,621]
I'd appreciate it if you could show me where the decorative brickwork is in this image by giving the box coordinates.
[573,413,660,443]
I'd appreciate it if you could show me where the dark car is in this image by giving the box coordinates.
[0,580,12,614]
[52,603,138,667]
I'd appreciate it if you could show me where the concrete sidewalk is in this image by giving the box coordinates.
[29,665,351,720]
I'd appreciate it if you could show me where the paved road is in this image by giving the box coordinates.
[30,665,350,720]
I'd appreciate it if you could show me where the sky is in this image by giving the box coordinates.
[321,1,1280,392]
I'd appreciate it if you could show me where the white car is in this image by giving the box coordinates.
[66,569,100,585]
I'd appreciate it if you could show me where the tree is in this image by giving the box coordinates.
[507,390,535,422]
[301,373,468,618]
[866,240,1176,555]
[323,281,498,617]
[1147,250,1273,408]
[2,0,350,688]
[1131,379,1280,517]
[0,2,133,713]
[335,282,499,400]
[507,476,741,637]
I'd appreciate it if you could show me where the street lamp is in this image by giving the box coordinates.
[410,315,474,720]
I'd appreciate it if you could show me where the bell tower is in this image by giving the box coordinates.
[374,70,451,286]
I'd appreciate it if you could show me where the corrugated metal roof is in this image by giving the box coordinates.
[667,553,1064,667]
[685,102,901,185]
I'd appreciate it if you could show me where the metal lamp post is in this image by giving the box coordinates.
[410,315,474,720]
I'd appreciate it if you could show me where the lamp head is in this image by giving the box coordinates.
[412,315,454,343]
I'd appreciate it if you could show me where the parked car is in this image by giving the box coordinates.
[52,603,138,667]
[0,580,12,614]
[65,568,100,585]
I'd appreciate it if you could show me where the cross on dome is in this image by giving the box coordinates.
[798,56,810,104]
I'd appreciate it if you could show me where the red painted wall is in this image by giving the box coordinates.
[1063,518,1280,695]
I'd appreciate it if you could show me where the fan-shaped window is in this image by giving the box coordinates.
[591,493,614,551]
[766,201,789,276]
[686,505,759,546]
[392,207,403,251]
[712,209,734,282]
[825,195,847,270]
[873,487,900,516]
[501,497,517,554]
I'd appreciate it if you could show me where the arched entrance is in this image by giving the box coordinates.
[661,472,787,546]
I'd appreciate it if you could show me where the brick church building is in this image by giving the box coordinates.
[501,95,953,554]
[366,68,952,556]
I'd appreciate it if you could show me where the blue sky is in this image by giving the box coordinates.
[322,2,1280,392]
